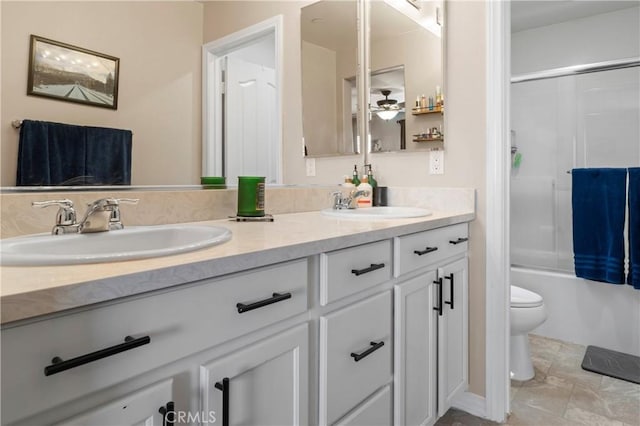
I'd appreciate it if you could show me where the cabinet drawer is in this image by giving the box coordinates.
[335,385,392,426]
[394,223,468,277]
[1,259,308,424]
[320,239,392,305]
[320,291,392,425]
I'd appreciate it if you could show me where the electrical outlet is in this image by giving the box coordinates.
[305,158,316,176]
[429,150,444,175]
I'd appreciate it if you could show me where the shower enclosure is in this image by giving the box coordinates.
[511,62,640,274]
[510,60,640,356]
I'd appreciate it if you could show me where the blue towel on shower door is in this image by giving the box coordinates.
[628,168,640,289]
[572,168,627,284]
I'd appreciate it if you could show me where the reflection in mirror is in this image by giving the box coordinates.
[370,66,406,152]
[203,18,282,185]
[369,0,443,153]
[301,0,359,157]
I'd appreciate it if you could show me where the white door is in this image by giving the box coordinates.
[437,257,469,417]
[225,55,278,184]
[200,324,308,425]
[55,379,173,426]
[394,271,438,426]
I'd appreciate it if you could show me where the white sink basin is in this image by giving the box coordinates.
[321,206,432,219]
[0,224,232,266]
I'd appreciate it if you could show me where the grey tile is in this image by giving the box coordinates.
[506,400,581,425]
[564,406,625,425]
[558,340,587,359]
[435,408,499,426]
[599,376,640,397]
[528,334,562,363]
[568,384,640,425]
[512,378,573,416]
[548,354,604,390]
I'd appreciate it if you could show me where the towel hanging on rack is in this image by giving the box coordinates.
[628,168,640,289]
[571,168,627,285]
[16,119,132,186]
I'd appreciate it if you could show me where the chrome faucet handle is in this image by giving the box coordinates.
[32,199,79,234]
[107,198,139,230]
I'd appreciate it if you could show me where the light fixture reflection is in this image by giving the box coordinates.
[376,110,399,120]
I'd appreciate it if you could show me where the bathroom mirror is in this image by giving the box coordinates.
[301,0,360,157]
[368,0,444,153]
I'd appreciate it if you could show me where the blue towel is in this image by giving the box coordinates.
[628,168,640,289]
[572,168,627,284]
[16,120,132,186]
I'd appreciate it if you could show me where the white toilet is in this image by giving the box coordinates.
[510,285,547,381]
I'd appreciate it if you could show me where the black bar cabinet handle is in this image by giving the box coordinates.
[215,377,230,426]
[433,278,443,316]
[444,273,455,309]
[44,335,150,376]
[449,237,469,245]
[159,401,175,426]
[351,263,385,276]
[236,292,291,313]
[414,246,438,256]
[350,341,385,362]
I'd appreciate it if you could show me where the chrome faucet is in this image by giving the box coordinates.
[331,190,369,210]
[33,198,139,235]
[78,198,138,233]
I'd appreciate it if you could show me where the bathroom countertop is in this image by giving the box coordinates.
[0,210,474,325]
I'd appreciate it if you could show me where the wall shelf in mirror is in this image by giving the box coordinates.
[411,106,443,115]
[413,137,443,142]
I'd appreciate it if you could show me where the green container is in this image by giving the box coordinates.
[237,176,265,217]
[201,176,226,189]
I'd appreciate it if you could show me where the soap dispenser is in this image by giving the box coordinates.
[366,164,378,205]
[351,165,360,187]
[356,175,373,208]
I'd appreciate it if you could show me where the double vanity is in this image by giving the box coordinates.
[1,191,473,425]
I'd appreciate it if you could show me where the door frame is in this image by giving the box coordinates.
[202,15,283,183]
[485,0,510,422]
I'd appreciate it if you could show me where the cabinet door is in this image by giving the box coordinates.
[335,385,392,426]
[55,379,173,426]
[437,257,469,417]
[394,271,437,426]
[200,324,308,426]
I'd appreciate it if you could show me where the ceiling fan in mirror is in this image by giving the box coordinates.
[372,89,403,120]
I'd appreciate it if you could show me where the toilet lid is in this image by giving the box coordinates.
[511,285,543,308]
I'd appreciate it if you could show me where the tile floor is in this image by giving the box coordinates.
[435,334,640,425]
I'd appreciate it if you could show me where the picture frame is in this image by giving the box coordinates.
[27,35,120,110]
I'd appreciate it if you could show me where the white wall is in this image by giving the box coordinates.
[512,268,640,356]
[301,41,338,156]
[512,6,640,75]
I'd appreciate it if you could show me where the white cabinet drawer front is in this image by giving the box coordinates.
[321,239,392,305]
[320,291,392,425]
[1,259,308,424]
[335,385,392,426]
[394,223,468,277]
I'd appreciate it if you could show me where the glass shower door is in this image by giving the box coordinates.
[510,66,640,273]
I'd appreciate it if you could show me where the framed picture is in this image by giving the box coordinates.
[27,35,120,109]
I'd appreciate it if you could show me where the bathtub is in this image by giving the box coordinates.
[511,266,640,357]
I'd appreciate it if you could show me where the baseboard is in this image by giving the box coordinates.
[452,391,487,419]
